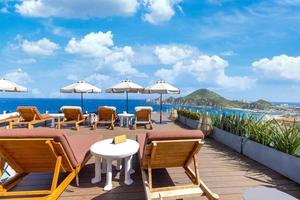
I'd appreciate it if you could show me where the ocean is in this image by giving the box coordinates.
[0,98,265,119]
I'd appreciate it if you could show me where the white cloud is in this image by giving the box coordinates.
[65,31,146,77]
[85,74,110,85]
[4,68,33,84]
[221,51,236,56]
[15,58,36,65]
[154,45,255,90]
[15,0,139,18]
[252,54,300,81]
[21,38,59,56]
[65,31,113,57]
[154,45,198,64]
[143,0,182,25]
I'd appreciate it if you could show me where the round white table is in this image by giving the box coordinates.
[118,113,134,127]
[90,139,139,191]
[48,113,64,128]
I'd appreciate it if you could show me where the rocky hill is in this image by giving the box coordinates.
[148,89,274,110]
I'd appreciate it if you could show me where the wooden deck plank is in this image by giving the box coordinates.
[3,113,300,200]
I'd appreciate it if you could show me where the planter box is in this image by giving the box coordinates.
[177,115,201,129]
[177,115,187,124]
[243,139,300,184]
[212,128,243,153]
[186,118,201,129]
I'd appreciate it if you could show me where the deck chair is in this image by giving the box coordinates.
[136,130,219,200]
[0,128,102,199]
[9,106,53,129]
[93,106,117,130]
[57,106,85,131]
[133,106,153,130]
[0,112,19,127]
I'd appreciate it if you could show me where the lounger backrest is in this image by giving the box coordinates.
[17,106,43,121]
[141,131,204,169]
[0,128,79,172]
[143,140,203,169]
[97,107,116,121]
[0,138,73,173]
[62,108,83,121]
[136,109,152,121]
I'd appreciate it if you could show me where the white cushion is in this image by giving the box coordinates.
[60,106,82,111]
[135,106,153,112]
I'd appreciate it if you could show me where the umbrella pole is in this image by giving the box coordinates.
[81,92,84,111]
[160,93,162,124]
[126,91,129,113]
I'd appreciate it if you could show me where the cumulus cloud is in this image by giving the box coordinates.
[21,38,59,56]
[143,0,182,25]
[65,31,113,57]
[65,31,146,77]
[154,45,255,90]
[15,0,139,18]
[4,68,33,84]
[154,45,198,64]
[15,58,36,65]
[252,54,300,81]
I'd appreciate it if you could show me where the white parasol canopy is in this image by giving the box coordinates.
[144,80,180,123]
[106,79,144,112]
[0,78,27,92]
[60,80,101,110]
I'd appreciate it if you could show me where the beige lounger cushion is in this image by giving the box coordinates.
[136,130,204,161]
[0,128,102,167]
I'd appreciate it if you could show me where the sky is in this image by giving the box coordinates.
[1,0,300,102]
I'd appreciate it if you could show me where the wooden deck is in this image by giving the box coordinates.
[6,113,300,200]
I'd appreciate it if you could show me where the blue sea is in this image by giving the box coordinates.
[0,98,266,119]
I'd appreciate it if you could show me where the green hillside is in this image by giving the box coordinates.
[158,88,274,110]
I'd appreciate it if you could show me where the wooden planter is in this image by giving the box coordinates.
[243,139,300,184]
[212,128,243,153]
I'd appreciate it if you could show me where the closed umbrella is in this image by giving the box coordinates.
[143,80,180,123]
[106,79,144,112]
[0,78,27,92]
[60,80,101,111]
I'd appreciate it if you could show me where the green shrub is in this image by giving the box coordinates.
[177,109,201,120]
[178,110,300,157]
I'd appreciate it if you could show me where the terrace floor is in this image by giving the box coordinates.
[8,113,300,200]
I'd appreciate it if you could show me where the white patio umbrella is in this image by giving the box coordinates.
[60,80,101,111]
[0,78,27,92]
[106,79,144,112]
[143,80,180,123]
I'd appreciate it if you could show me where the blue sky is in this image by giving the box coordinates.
[1,0,300,102]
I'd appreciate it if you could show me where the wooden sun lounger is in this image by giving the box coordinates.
[57,106,85,131]
[9,106,53,129]
[136,130,219,200]
[133,107,153,130]
[0,128,102,199]
[93,106,117,130]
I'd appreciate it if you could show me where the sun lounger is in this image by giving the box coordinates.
[57,106,85,131]
[136,130,219,200]
[133,106,153,130]
[0,112,19,126]
[9,106,52,129]
[93,106,117,130]
[0,127,102,199]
